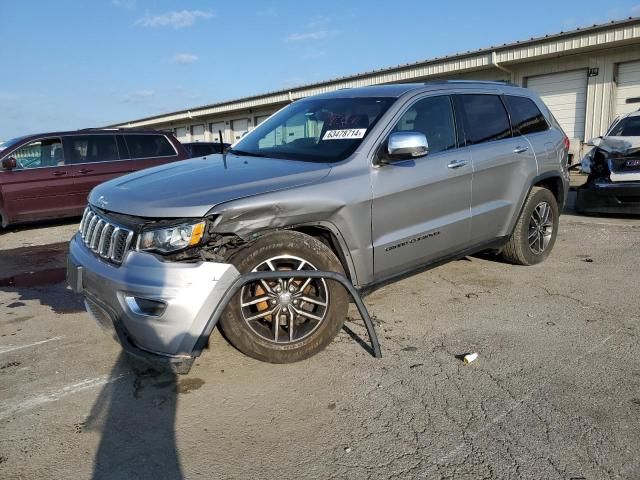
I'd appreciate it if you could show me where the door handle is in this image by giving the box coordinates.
[78,168,93,174]
[447,160,467,169]
[513,146,529,154]
[53,171,67,176]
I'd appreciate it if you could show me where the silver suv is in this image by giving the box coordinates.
[67,81,569,368]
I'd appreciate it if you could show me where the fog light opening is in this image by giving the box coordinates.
[125,296,167,317]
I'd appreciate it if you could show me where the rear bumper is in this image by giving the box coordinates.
[67,233,240,368]
[576,180,640,215]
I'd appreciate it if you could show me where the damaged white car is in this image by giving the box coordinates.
[577,110,640,214]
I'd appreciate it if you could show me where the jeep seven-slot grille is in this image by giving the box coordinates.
[78,207,134,264]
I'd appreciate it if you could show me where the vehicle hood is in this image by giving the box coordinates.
[89,154,332,218]
[591,136,640,155]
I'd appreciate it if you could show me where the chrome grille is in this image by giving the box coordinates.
[78,207,134,264]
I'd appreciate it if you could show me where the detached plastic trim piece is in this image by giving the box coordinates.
[192,270,382,360]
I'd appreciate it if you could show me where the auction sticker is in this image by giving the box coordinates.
[322,129,367,140]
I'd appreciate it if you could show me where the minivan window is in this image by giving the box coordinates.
[116,135,130,159]
[65,135,119,164]
[125,134,175,159]
[503,95,549,135]
[455,94,511,145]
[393,96,456,154]
[230,97,395,163]
[0,136,28,152]
[11,138,64,169]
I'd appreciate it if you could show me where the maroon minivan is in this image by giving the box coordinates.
[0,129,188,227]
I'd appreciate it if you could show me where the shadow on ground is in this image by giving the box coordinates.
[85,353,184,480]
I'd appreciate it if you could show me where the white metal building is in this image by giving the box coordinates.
[111,17,640,161]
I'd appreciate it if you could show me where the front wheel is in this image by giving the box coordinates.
[501,187,559,266]
[218,231,349,363]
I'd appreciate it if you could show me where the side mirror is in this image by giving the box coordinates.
[1,157,17,171]
[385,132,429,162]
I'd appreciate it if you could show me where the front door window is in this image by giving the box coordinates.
[11,138,64,169]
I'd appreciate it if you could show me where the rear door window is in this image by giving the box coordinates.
[116,135,130,159]
[65,135,120,164]
[503,95,549,135]
[11,138,64,169]
[125,134,175,159]
[454,94,512,145]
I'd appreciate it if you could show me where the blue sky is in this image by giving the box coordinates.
[1,0,638,139]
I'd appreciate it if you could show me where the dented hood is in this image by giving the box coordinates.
[591,136,640,155]
[88,154,331,218]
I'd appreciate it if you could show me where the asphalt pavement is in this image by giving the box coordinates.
[0,208,639,479]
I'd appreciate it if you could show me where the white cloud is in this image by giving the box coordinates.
[171,53,198,64]
[112,0,136,9]
[286,30,334,42]
[136,10,214,29]
[632,4,640,16]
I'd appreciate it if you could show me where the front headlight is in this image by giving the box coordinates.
[138,221,206,254]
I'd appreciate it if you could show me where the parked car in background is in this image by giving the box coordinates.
[182,141,231,158]
[68,81,569,372]
[577,110,640,214]
[0,129,188,227]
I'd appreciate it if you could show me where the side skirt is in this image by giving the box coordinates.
[358,236,509,297]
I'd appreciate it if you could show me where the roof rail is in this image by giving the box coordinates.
[76,127,141,132]
[424,79,519,87]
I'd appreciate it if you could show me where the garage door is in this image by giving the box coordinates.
[526,70,588,141]
[174,127,188,142]
[209,122,225,143]
[191,124,205,142]
[255,115,271,126]
[231,119,249,142]
[615,61,640,117]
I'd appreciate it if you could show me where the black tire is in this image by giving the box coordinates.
[218,231,349,363]
[501,187,559,266]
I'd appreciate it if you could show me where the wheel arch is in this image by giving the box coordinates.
[532,173,566,208]
[284,222,358,285]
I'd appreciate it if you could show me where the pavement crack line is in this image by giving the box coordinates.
[0,336,63,355]
[417,327,624,477]
[0,373,127,421]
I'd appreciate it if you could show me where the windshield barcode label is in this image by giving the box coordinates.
[322,129,367,140]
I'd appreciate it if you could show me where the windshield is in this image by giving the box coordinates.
[0,136,27,152]
[608,116,640,136]
[230,97,395,162]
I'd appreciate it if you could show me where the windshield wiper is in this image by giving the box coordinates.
[228,149,266,158]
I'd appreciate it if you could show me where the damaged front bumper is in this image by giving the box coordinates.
[576,180,640,215]
[67,233,240,373]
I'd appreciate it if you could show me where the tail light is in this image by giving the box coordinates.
[563,136,570,151]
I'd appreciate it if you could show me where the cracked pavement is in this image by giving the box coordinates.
[0,211,639,479]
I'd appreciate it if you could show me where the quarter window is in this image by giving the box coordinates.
[125,135,175,159]
[392,96,457,154]
[503,95,549,135]
[65,135,119,164]
[11,138,64,169]
[455,94,512,145]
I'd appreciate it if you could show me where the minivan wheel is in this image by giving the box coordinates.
[501,187,559,266]
[218,231,349,363]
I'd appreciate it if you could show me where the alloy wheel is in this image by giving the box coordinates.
[528,201,554,254]
[239,255,329,344]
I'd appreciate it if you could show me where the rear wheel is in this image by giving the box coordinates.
[501,187,559,266]
[218,231,348,363]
